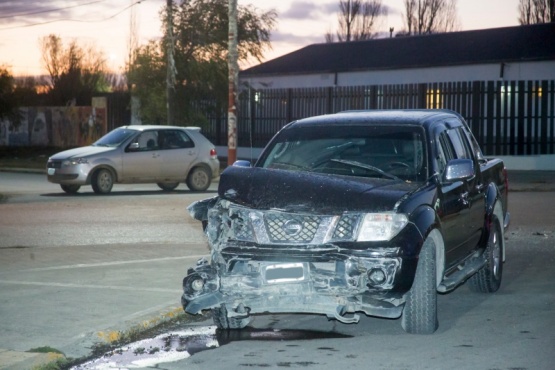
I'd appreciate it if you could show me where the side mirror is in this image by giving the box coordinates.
[233,160,251,167]
[127,142,140,152]
[444,159,475,182]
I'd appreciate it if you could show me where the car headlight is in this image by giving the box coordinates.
[356,213,408,241]
[62,158,89,166]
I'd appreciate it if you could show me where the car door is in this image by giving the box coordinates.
[121,130,162,182]
[436,127,484,268]
[156,129,198,181]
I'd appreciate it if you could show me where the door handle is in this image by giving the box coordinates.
[461,191,470,207]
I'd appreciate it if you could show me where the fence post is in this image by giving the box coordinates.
[286,89,292,123]
[250,88,256,146]
[417,84,427,109]
[541,80,548,154]
[517,81,525,155]
[471,81,483,147]
[327,87,333,114]
[486,81,495,155]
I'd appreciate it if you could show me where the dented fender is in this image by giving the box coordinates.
[187,196,219,222]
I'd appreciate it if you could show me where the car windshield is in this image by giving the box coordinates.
[93,128,138,147]
[259,124,427,182]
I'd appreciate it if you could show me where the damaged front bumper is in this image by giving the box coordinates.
[182,198,422,324]
[182,254,415,323]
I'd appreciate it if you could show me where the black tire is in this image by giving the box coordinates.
[91,168,114,194]
[186,167,211,192]
[157,182,179,191]
[402,236,438,334]
[212,304,251,329]
[469,216,503,293]
[61,184,80,194]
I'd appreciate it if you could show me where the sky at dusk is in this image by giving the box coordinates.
[0,0,521,77]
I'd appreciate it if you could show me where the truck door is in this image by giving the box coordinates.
[437,128,485,268]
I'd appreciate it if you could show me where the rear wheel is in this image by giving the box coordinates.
[91,169,114,194]
[186,167,211,192]
[212,304,251,329]
[61,184,80,194]
[469,216,503,293]
[157,182,179,191]
[402,236,438,334]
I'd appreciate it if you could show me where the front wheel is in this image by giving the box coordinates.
[212,304,251,329]
[61,184,80,194]
[91,169,114,194]
[186,167,211,192]
[402,236,438,334]
[468,215,503,293]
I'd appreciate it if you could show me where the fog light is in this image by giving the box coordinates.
[368,268,386,286]
[191,278,204,291]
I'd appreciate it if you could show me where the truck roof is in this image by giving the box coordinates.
[289,109,465,130]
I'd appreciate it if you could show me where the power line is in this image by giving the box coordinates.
[0,1,144,30]
[0,0,106,19]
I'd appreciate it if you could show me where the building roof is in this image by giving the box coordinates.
[242,23,555,77]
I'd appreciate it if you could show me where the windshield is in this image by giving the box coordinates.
[259,125,427,182]
[93,127,138,147]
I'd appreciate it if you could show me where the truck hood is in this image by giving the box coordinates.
[49,145,116,160]
[218,166,420,213]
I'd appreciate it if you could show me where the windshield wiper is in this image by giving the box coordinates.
[329,159,401,181]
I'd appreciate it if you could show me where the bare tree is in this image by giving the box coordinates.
[402,0,460,35]
[39,34,108,105]
[326,0,387,42]
[518,0,555,24]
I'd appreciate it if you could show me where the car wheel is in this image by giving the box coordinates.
[186,167,211,191]
[60,184,80,194]
[91,169,114,194]
[401,236,438,334]
[157,182,179,191]
[212,304,251,329]
[468,215,503,293]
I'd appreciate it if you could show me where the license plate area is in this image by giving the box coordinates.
[263,263,306,284]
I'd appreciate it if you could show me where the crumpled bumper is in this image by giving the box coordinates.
[181,256,408,324]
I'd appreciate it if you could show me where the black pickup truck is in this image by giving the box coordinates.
[183,109,510,334]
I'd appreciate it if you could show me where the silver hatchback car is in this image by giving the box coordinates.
[46,125,219,194]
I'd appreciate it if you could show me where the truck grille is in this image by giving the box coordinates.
[228,205,360,244]
[265,214,321,242]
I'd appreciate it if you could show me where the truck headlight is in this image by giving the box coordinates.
[356,213,408,241]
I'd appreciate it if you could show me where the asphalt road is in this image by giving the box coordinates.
[1,172,554,370]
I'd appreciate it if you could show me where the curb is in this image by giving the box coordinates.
[9,306,210,370]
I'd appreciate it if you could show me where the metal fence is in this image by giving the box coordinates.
[200,80,555,156]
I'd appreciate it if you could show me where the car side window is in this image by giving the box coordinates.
[135,131,158,151]
[461,126,485,163]
[437,132,452,175]
[447,128,472,160]
[159,130,194,149]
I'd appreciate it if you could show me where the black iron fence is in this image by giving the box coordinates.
[200,80,555,156]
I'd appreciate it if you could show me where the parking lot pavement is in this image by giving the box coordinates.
[0,169,553,370]
[506,170,555,192]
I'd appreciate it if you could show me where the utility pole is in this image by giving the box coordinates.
[227,0,238,165]
[166,0,176,125]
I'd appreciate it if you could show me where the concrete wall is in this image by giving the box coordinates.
[0,102,107,148]
[499,155,555,171]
